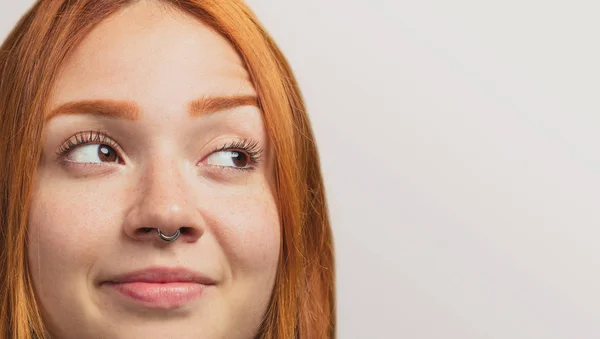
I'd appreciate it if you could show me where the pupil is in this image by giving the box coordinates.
[231,151,248,167]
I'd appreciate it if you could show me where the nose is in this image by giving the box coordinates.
[123,159,204,244]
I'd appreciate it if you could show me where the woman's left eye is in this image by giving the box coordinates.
[206,150,251,169]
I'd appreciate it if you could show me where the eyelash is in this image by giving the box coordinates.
[56,130,121,158]
[55,129,264,171]
[208,138,264,171]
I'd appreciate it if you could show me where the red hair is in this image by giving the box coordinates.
[0,1,335,338]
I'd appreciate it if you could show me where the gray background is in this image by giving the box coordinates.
[3,1,600,338]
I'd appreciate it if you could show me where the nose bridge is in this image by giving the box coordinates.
[140,155,190,221]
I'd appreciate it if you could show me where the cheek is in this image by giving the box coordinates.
[27,178,121,282]
[206,188,281,277]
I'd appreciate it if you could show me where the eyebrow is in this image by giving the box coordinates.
[45,95,259,121]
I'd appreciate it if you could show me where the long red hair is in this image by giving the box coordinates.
[0,1,335,338]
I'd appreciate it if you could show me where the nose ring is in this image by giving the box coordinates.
[157,228,181,242]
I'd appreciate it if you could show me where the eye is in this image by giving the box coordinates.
[66,144,120,164]
[206,150,250,169]
[56,130,124,165]
[202,138,264,172]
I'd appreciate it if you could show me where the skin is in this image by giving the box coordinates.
[27,1,280,338]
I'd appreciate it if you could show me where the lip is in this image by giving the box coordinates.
[102,266,216,309]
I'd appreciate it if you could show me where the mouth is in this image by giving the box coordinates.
[101,266,216,309]
[103,281,211,309]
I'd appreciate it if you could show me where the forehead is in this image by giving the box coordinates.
[48,1,255,115]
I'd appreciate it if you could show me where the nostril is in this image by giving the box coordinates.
[141,227,153,233]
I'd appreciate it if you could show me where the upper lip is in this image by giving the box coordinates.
[104,266,217,285]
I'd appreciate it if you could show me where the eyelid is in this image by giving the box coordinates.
[202,138,264,169]
[207,138,263,162]
[55,129,124,160]
[56,130,125,166]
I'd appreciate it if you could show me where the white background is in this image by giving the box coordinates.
[3,1,600,338]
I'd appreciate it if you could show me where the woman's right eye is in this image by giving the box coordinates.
[65,144,121,164]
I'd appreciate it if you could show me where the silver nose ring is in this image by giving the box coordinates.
[157,228,181,242]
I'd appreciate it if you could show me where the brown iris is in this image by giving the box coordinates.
[230,151,249,168]
[98,145,119,162]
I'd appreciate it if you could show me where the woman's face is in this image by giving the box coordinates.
[27,2,280,338]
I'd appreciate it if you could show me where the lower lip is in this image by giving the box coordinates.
[105,282,209,309]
